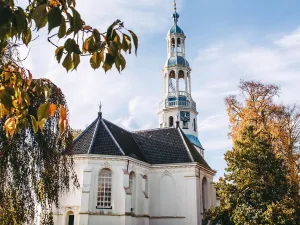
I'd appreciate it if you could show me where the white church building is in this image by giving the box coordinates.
[53,3,217,225]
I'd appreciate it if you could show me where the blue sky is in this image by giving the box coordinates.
[21,0,300,179]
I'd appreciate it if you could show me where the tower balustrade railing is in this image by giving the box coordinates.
[159,99,197,111]
[167,91,191,98]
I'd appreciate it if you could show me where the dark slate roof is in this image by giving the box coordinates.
[132,128,192,164]
[103,120,146,162]
[72,116,211,170]
[73,119,97,154]
[90,120,122,156]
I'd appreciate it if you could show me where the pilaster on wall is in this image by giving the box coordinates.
[186,177,199,225]
[79,165,92,225]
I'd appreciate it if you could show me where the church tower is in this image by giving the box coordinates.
[158,1,203,153]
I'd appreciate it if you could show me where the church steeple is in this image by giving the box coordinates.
[158,2,203,152]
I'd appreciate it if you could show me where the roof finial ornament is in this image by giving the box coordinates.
[98,101,103,118]
[172,0,179,25]
[174,0,177,12]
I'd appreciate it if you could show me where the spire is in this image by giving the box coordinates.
[172,0,179,25]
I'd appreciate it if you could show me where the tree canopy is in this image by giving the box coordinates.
[203,81,300,225]
[0,0,138,223]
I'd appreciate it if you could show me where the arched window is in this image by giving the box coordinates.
[169,116,174,127]
[169,70,176,92]
[66,211,74,225]
[171,38,175,53]
[194,118,197,132]
[178,70,185,92]
[97,169,112,208]
[202,177,208,212]
[177,38,181,52]
[129,172,136,211]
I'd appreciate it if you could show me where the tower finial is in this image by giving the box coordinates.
[172,0,179,25]
[98,101,103,118]
[174,0,177,12]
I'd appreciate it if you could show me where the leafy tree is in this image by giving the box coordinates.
[203,81,300,225]
[72,128,82,139]
[0,0,138,224]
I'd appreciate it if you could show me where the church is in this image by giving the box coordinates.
[53,3,217,225]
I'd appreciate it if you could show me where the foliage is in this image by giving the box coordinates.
[0,0,138,137]
[72,128,82,139]
[0,0,138,224]
[203,81,300,225]
[0,80,78,224]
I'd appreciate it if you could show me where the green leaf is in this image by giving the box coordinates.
[64,38,81,54]
[58,16,66,38]
[66,12,74,32]
[119,53,126,71]
[62,53,74,72]
[15,8,27,34]
[48,7,62,33]
[22,28,32,46]
[105,53,114,65]
[55,46,64,63]
[92,29,101,42]
[0,5,13,27]
[106,21,118,40]
[109,41,118,56]
[73,53,80,70]
[37,103,49,121]
[32,4,48,30]
[122,34,130,52]
[90,52,101,69]
[30,115,38,133]
[44,86,50,100]
[70,7,82,34]
[114,54,121,73]
[128,30,138,55]
[102,53,114,73]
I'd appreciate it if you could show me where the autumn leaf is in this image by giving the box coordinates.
[48,104,57,117]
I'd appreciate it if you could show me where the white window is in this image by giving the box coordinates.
[202,177,208,211]
[183,121,188,129]
[97,169,112,208]
[143,175,148,198]
[129,172,136,211]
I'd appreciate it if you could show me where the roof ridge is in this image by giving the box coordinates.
[102,119,125,156]
[103,119,132,134]
[88,117,101,154]
[134,127,176,133]
[177,128,194,162]
[73,117,98,143]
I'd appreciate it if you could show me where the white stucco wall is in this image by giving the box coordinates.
[53,155,216,225]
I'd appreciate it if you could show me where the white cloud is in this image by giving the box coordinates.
[197,114,229,132]
[274,27,300,48]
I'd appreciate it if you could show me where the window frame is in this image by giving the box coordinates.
[182,121,188,129]
[96,168,113,209]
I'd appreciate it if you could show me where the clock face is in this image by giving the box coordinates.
[180,111,190,122]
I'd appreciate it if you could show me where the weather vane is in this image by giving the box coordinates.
[174,0,177,11]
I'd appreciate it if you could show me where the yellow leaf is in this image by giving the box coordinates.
[38,118,47,130]
[4,117,16,136]
[0,85,5,99]
[30,115,38,133]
